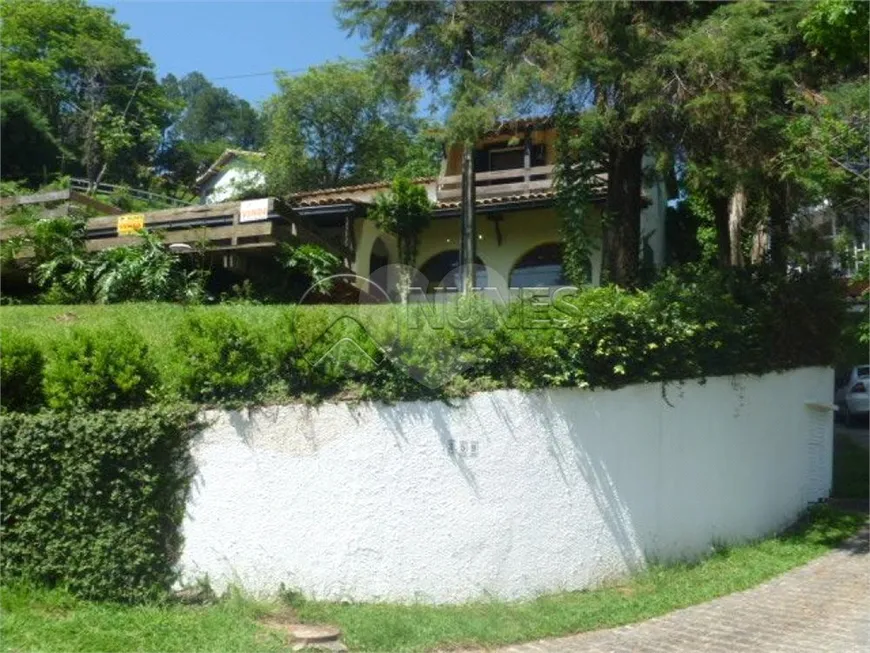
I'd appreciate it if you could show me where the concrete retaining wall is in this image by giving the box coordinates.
[179,367,833,603]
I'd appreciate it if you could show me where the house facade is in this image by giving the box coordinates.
[291,118,668,298]
[196,150,266,205]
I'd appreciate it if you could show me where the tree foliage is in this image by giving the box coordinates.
[533,2,702,286]
[156,72,265,189]
[370,176,433,267]
[0,0,172,186]
[337,0,548,142]
[369,176,433,301]
[657,0,867,270]
[161,72,263,149]
[0,92,65,187]
[264,60,438,194]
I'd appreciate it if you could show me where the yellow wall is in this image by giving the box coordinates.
[352,205,604,298]
[347,126,669,294]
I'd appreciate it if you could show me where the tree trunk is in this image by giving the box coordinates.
[397,266,411,305]
[728,183,746,267]
[603,141,644,287]
[750,220,769,265]
[768,181,790,272]
[711,194,730,267]
[457,7,476,294]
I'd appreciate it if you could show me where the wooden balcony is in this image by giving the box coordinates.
[436,164,554,202]
[0,197,352,267]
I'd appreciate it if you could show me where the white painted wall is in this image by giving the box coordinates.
[179,367,834,603]
[200,165,265,204]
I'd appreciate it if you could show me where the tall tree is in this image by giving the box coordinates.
[660,0,868,270]
[161,72,263,149]
[528,2,702,286]
[0,92,65,187]
[0,0,171,187]
[156,72,264,189]
[263,60,437,194]
[337,0,548,290]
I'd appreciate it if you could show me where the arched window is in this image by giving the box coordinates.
[509,243,580,288]
[418,250,487,292]
[369,238,390,295]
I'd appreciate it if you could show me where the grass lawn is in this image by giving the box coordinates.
[832,431,870,500]
[0,587,286,653]
[0,302,400,402]
[2,505,864,653]
[0,303,306,368]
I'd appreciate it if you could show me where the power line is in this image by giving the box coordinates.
[1,66,311,95]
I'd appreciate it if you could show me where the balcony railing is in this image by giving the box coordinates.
[435,164,555,202]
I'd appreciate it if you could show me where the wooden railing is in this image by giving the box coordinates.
[436,164,555,201]
[70,178,196,208]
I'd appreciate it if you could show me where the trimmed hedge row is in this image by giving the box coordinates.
[0,266,847,409]
[0,266,847,604]
[0,406,200,602]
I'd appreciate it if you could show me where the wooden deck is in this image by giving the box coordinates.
[0,197,351,267]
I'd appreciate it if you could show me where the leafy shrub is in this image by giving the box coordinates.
[0,330,45,412]
[0,406,201,602]
[44,326,159,411]
[0,266,847,405]
[174,311,268,403]
[276,242,341,290]
[91,230,205,304]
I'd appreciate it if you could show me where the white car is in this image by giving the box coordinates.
[835,365,869,426]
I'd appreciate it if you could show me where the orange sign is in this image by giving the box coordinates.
[117,214,145,235]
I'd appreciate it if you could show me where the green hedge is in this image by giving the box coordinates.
[0,266,848,408]
[0,266,847,604]
[0,331,44,412]
[0,406,200,602]
[174,311,267,403]
[43,326,158,411]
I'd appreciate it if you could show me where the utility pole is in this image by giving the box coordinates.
[457,3,476,294]
[459,142,476,293]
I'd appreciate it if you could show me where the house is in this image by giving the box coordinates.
[290,117,668,298]
[14,119,667,299]
[196,149,266,205]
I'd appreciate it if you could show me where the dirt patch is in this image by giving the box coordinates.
[52,312,78,323]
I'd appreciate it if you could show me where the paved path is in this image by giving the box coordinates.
[464,525,869,653]
[836,422,869,449]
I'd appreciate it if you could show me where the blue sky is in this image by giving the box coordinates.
[95,1,366,107]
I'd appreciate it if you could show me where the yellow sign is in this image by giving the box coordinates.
[117,214,145,236]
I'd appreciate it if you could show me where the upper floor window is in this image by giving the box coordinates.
[473,140,547,173]
[488,147,524,172]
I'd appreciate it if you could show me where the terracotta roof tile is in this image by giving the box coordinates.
[291,177,436,198]
[295,196,370,208]
[435,190,557,210]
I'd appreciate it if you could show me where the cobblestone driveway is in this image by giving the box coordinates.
[465,524,869,653]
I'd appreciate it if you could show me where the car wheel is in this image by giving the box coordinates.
[843,402,854,427]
